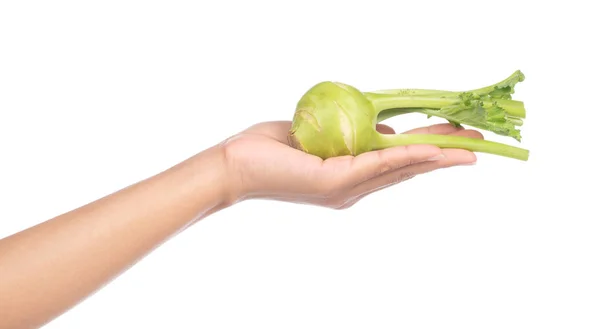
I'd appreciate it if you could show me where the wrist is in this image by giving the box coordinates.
[209,144,244,207]
[200,144,244,204]
[165,145,240,220]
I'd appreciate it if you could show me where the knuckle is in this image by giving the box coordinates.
[377,153,394,175]
[379,164,393,175]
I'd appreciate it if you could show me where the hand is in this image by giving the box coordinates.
[221,121,482,209]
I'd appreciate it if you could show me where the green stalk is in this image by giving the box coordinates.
[362,85,529,160]
[490,99,526,118]
[365,94,526,118]
[373,132,530,161]
[370,107,530,160]
[366,88,451,96]
[507,117,524,126]
[376,108,422,122]
[368,70,526,99]
[376,108,524,126]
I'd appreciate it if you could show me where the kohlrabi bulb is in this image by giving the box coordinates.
[287,81,378,159]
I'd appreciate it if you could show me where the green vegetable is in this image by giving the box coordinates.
[288,70,529,161]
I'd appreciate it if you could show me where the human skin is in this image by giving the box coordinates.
[0,121,481,329]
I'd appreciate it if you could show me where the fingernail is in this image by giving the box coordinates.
[427,154,445,161]
[461,161,477,166]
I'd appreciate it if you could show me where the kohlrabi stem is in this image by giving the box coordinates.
[365,94,526,119]
[376,108,421,122]
[366,89,452,96]
[367,95,457,113]
[507,117,524,126]
[376,108,525,126]
[373,133,530,161]
[494,99,526,118]
[369,70,526,98]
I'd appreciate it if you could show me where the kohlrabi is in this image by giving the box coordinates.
[288,70,529,161]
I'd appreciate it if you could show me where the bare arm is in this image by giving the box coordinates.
[0,145,234,329]
[0,121,478,329]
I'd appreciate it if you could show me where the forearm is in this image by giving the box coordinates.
[0,145,234,329]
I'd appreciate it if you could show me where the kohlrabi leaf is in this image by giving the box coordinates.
[416,93,522,141]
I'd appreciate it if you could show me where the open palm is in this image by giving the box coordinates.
[221,121,481,209]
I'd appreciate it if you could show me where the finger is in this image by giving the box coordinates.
[329,130,482,206]
[339,144,444,188]
[376,124,396,134]
[403,123,464,135]
[448,128,484,139]
[347,148,477,197]
[341,127,484,187]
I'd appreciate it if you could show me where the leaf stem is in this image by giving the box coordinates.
[366,94,526,118]
[367,70,525,99]
[373,133,529,161]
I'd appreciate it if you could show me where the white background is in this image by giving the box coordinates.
[1,0,599,328]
